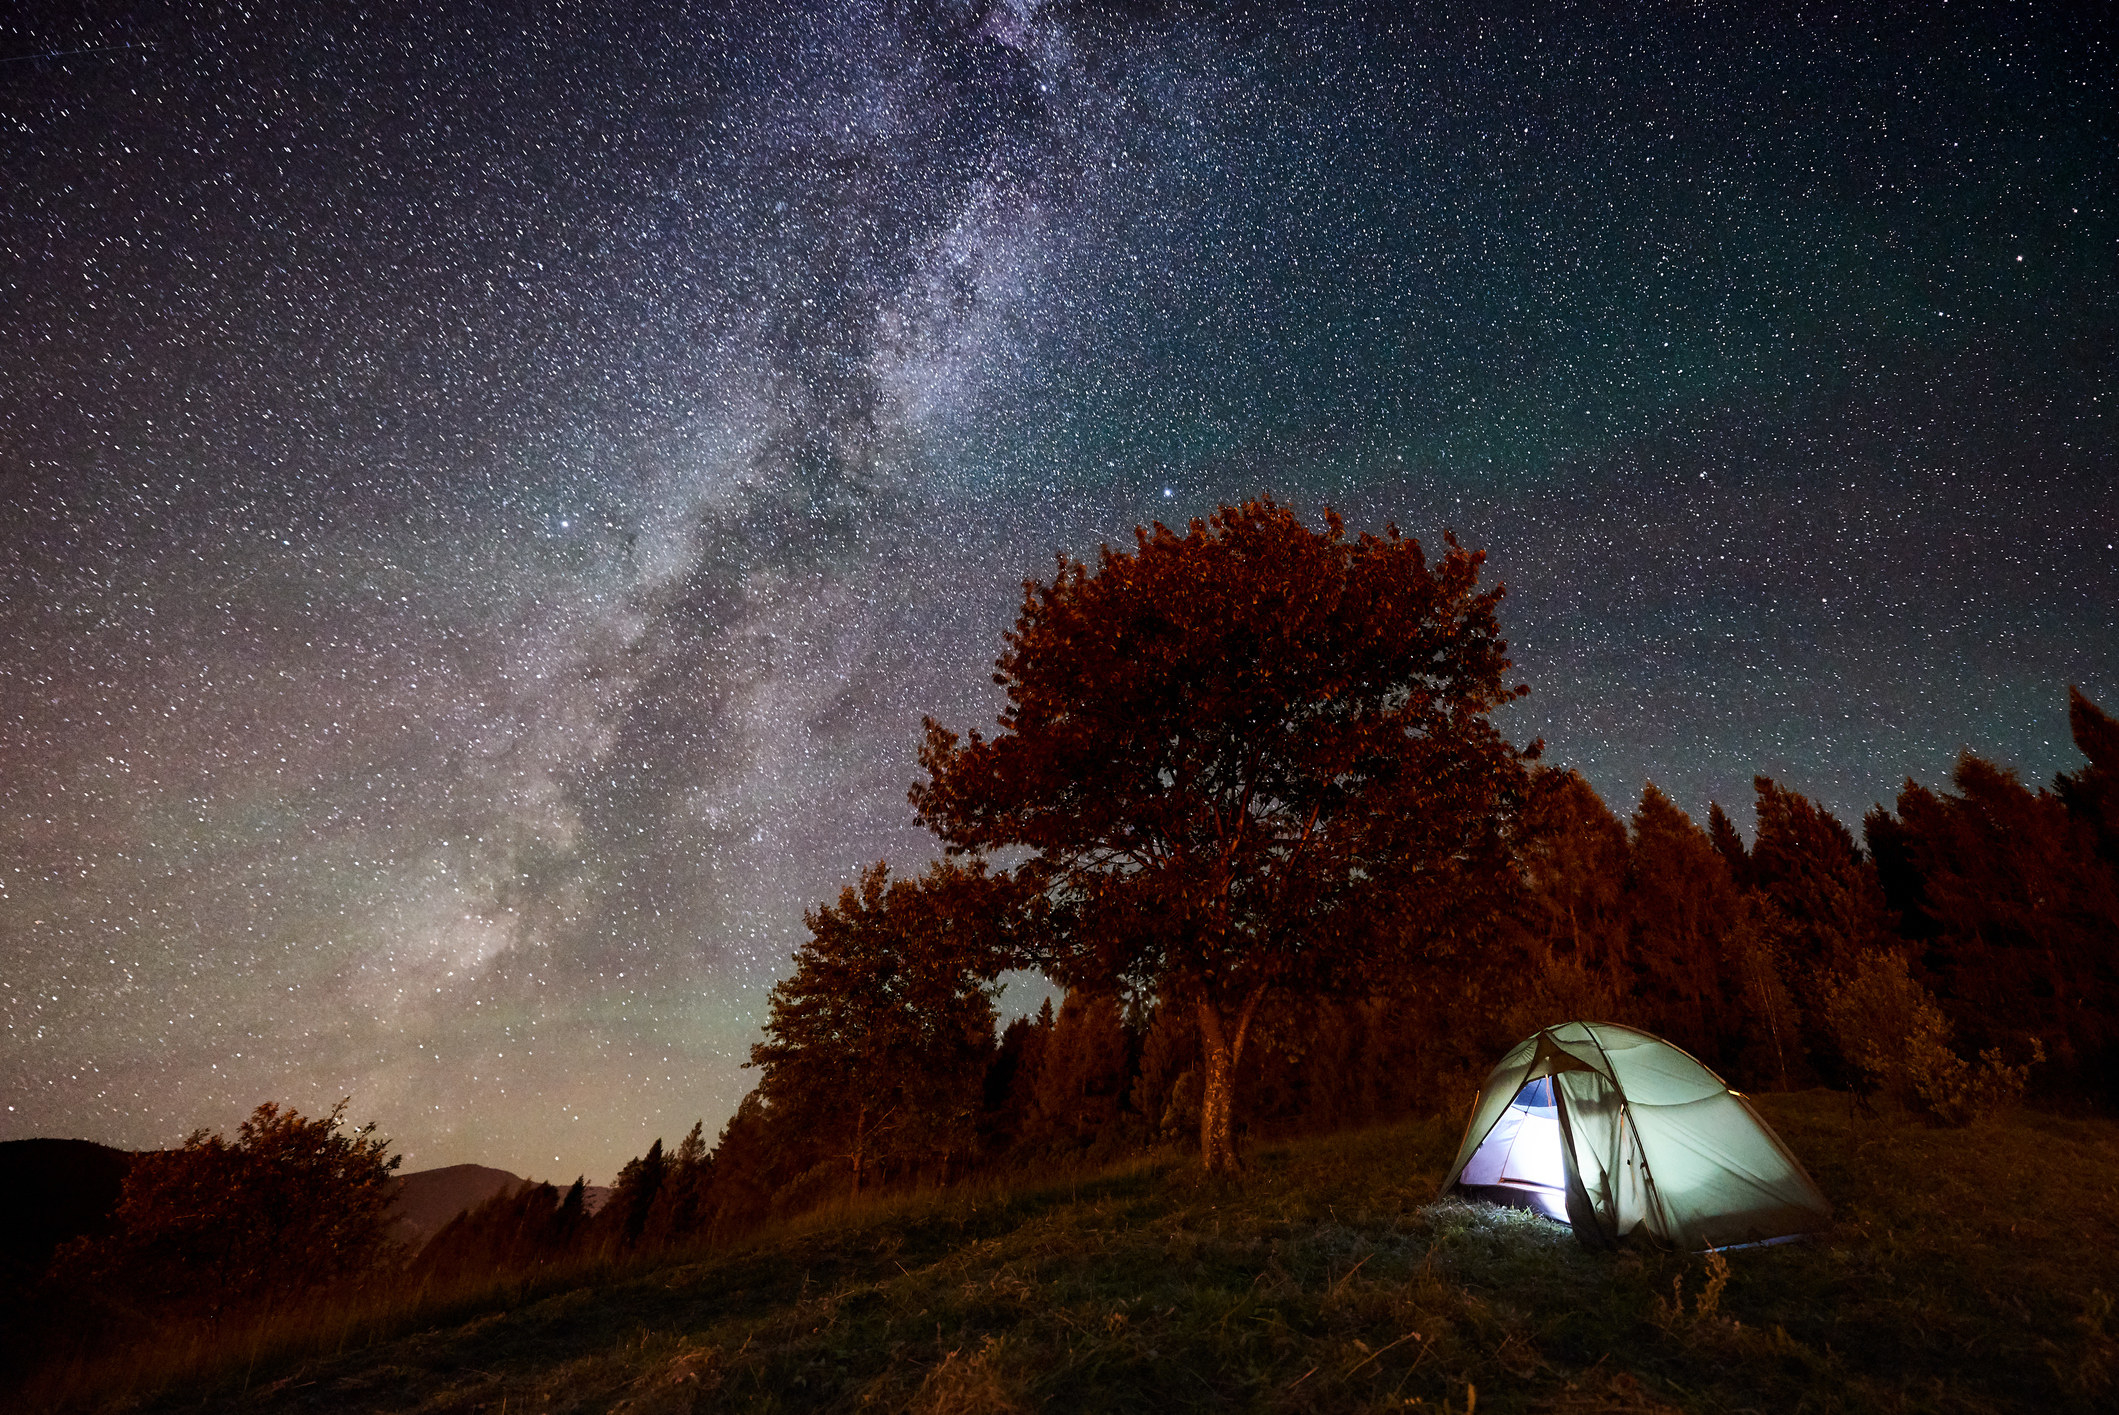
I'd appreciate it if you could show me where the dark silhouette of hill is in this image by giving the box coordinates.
[386,1164,529,1248]
[0,1138,129,1271]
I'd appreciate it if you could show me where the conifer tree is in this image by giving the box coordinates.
[1745,778,1897,1079]
[1706,802,1752,888]
[2057,686,2119,867]
[1018,992,1132,1158]
[1129,1001,1202,1142]
[1869,750,2119,1093]
[1624,783,1743,1064]
[697,1093,778,1237]
[1750,779,1892,966]
[641,1121,713,1250]
[604,1138,667,1251]
[1518,769,1630,978]
[412,1180,578,1285]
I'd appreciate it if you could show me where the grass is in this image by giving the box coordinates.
[28,1092,2119,1413]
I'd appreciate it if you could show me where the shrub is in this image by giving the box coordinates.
[1820,951,2041,1124]
[54,1100,400,1323]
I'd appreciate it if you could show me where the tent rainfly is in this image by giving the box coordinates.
[1439,1021,1832,1250]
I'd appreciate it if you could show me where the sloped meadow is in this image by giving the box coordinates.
[34,1092,2114,1415]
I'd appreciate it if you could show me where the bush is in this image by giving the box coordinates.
[54,1100,400,1323]
[1820,951,2041,1124]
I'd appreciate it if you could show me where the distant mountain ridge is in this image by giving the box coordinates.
[1,1138,606,1267]
[387,1164,528,1246]
[387,1165,614,1247]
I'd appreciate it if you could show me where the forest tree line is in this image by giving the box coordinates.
[18,501,2119,1359]
[384,681,2119,1293]
[393,503,2119,1284]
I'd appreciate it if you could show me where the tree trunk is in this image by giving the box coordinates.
[850,1104,867,1195]
[1195,986,1268,1175]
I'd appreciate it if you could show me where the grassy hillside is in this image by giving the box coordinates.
[37,1093,2119,1413]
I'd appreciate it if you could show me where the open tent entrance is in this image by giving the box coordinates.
[1442,1022,1834,1250]
[1453,1075,1570,1222]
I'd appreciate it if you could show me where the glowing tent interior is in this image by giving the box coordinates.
[1440,1022,1833,1250]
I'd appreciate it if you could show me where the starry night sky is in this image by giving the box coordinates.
[3,1,2113,1181]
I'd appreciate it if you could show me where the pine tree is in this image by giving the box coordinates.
[1624,783,1744,1065]
[980,1001,1053,1159]
[1747,777,1896,1081]
[1128,1000,1202,1143]
[603,1138,667,1251]
[697,1093,779,1238]
[1518,769,1630,979]
[641,1121,714,1250]
[1706,802,1752,889]
[1017,991,1132,1159]
[2057,686,2119,867]
[1750,780,1891,967]
[1869,750,2119,1094]
[411,1180,577,1286]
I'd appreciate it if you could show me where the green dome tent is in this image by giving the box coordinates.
[1440,1022,1832,1250]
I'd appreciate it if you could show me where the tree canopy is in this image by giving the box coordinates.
[912,498,1533,1171]
[749,860,1014,1191]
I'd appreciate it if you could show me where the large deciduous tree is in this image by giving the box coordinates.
[912,498,1532,1173]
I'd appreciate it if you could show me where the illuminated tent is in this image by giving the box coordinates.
[1439,1021,1832,1250]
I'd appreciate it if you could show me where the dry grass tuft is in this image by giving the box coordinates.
[604,1343,723,1415]
[909,1334,1025,1415]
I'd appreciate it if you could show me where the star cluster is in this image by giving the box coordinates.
[2,1,2112,1179]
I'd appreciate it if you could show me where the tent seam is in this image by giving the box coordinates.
[1585,1024,1679,1249]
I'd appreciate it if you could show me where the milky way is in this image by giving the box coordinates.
[3,2,2113,1180]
